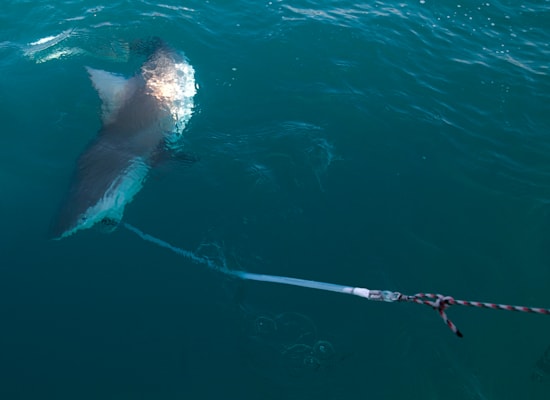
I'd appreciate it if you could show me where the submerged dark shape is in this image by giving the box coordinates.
[51,37,196,239]
[532,345,550,382]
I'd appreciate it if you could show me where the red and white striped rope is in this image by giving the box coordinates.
[397,292,550,338]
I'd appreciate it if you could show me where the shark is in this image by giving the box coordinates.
[51,37,196,239]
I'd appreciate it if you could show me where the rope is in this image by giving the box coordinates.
[399,294,463,338]
[394,292,550,338]
[122,222,550,338]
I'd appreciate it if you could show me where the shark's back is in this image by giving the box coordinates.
[51,38,196,239]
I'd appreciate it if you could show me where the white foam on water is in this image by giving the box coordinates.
[142,56,197,148]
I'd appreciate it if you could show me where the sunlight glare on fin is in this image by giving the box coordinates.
[86,67,134,124]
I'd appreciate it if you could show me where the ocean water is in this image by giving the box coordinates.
[1,0,550,398]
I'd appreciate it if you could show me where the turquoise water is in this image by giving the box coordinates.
[1,0,550,398]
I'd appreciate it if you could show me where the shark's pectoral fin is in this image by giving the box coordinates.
[86,67,135,124]
[155,151,199,168]
[171,151,200,166]
[148,140,200,168]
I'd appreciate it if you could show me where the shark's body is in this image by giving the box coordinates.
[52,38,196,239]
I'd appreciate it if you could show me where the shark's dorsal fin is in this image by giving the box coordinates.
[86,67,135,125]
